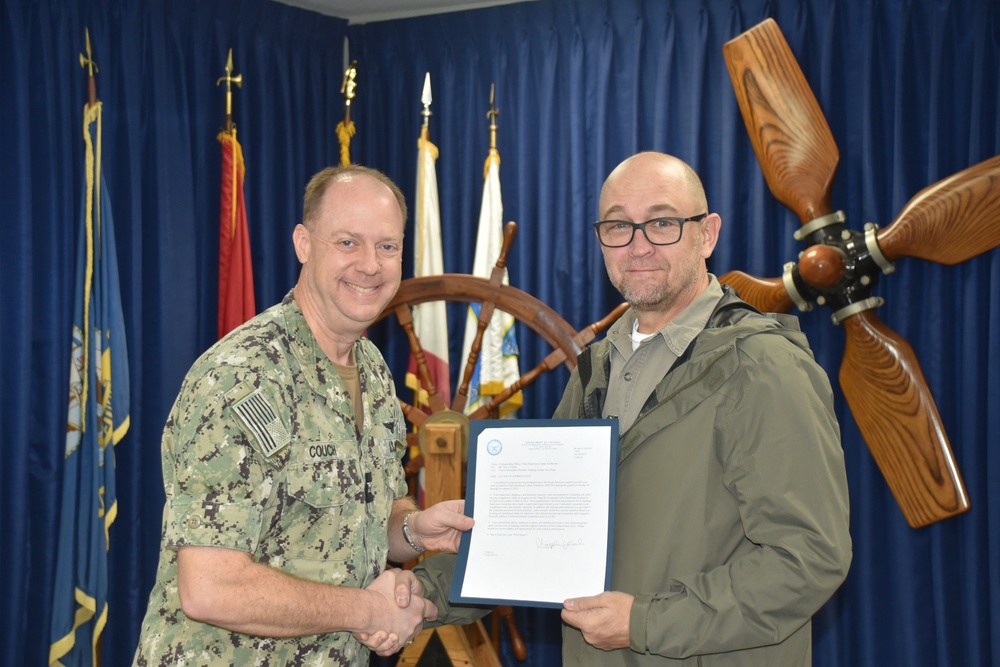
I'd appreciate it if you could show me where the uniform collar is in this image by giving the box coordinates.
[281,290,353,398]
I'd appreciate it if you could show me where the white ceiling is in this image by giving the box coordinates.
[273,0,538,24]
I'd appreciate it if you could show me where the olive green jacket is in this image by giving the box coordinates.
[553,288,851,665]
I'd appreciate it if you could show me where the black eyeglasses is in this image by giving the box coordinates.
[593,213,708,247]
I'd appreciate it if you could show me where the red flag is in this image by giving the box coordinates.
[218,129,255,338]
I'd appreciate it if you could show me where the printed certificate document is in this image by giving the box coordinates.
[449,419,618,608]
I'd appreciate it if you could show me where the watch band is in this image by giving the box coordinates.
[402,510,425,553]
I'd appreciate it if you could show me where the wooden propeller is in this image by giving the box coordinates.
[723,18,839,225]
[877,154,1000,264]
[719,18,1000,527]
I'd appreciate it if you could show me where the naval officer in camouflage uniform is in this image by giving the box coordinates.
[134,165,474,666]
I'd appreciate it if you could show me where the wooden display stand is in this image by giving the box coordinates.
[397,416,502,667]
[396,621,500,667]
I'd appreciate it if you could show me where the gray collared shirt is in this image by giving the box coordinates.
[603,274,725,432]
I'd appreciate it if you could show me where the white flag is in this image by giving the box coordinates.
[405,75,451,410]
[460,147,522,416]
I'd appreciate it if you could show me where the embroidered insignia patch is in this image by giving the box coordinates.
[231,389,291,457]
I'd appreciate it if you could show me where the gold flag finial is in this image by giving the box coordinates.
[79,28,98,107]
[336,59,359,165]
[341,59,358,111]
[487,83,499,151]
[336,60,359,165]
[216,48,243,132]
[79,28,97,76]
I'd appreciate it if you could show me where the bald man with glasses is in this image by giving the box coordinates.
[556,151,852,666]
[411,151,851,666]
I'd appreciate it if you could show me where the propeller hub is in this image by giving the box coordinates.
[783,219,888,315]
[799,244,846,287]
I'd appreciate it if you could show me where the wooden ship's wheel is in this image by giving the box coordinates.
[373,221,626,665]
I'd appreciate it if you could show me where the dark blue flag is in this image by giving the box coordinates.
[49,100,130,667]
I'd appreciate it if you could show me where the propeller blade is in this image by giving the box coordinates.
[718,270,794,312]
[839,309,970,528]
[877,153,1000,265]
[724,18,840,224]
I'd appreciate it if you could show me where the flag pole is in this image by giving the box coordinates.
[215,50,256,338]
[51,28,131,666]
[454,84,503,413]
[457,82,524,420]
[217,50,242,239]
[337,60,358,165]
[408,72,448,411]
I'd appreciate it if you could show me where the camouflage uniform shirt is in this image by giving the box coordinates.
[134,290,408,666]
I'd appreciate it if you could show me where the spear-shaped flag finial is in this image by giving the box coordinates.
[79,28,98,107]
[421,72,433,129]
[216,49,242,132]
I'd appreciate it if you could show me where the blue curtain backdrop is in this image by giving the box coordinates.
[2,0,998,665]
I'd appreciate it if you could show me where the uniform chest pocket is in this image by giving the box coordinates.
[286,442,363,508]
[370,437,405,499]
[275,445,364,568]
[376,436,403,462]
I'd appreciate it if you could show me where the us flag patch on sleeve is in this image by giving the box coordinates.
[231,389,291,457]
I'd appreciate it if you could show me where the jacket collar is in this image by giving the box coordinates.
[578,284,810,453]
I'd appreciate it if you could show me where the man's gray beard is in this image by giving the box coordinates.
[614,280,672,311]
[607,246,704,312]
[610,265,701,311]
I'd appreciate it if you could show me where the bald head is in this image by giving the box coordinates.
[599,152,708,219]
[595,151,722,332]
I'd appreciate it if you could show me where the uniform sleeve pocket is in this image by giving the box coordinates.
[165,498,263,552]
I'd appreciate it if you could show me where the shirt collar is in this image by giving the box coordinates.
[608,274,725,357]
[658,274,724,356]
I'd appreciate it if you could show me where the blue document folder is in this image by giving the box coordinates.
[449,418,618,609]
